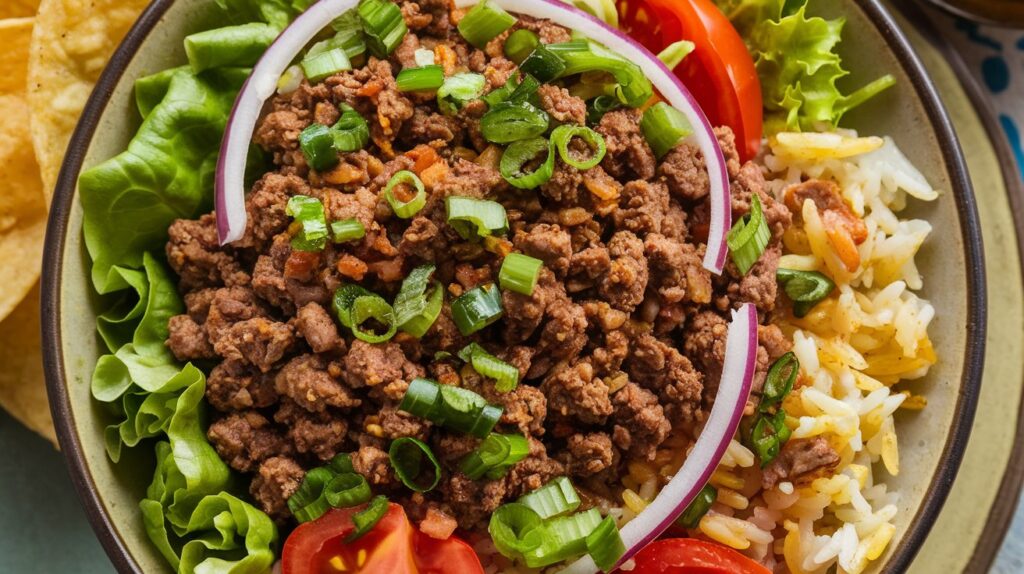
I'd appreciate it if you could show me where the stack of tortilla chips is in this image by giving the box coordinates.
[0,0,148,446]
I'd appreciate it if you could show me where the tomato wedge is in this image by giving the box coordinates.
[617,0,763,161]
[282,503,484,574]
[631,538,771,574]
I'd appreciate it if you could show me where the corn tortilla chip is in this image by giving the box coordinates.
[28,0,150,201]
[0,0,40,19]
[0,17,50,442]
[0,18,46,325]
[0,284,57,448]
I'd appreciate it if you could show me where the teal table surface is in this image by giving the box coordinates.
[0,409,111,573]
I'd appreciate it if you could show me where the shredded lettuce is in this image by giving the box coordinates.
[716,0,895,132]
[80,1,299,572]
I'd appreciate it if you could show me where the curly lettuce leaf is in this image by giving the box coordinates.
[214,0,298,29]
[139,380,276,574]
[80,68,249,294]
[716,0,895,132]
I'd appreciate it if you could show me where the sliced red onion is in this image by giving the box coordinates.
[560,303,758,574]
[217,0,730,269]
[216,0,361,244]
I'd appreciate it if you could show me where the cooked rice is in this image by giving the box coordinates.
[614,132,939,574]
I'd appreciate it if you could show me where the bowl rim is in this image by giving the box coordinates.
[39,1,986,573]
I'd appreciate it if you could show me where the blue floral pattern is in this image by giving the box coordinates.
[936,16,1024,184]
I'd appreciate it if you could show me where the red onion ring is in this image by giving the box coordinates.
[215,0,731,273]
[560,303,758,574]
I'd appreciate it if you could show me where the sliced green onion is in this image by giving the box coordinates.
[676,483,717,529]
[460,433,529,479]
[301,47,353,83]
[286,195,329,251]
[641,101,694,159]
[750,409,791,467]
[457,0,517,49]
[459,343,519,392]
[332,284,374,328]
[446,197,508,240]
[657,40,695,70]
[776,268,835,318]
[323,8,367,60]
[518,476,580,519]
[287,467,338,523]
[396,65,444,92]
[384,170,427,218]
[481,101,550,144]
[508,74,541,104]
[761,352,799,411]
[394,264,444,337]
[499,253,543,297]
[586,95,621,125]
[489,503,544,558]
[548,41,652,107]
[550,124,606,170]
[499,137,555,189]
[333,104,371,152]
[437,73,487,115]
[451,283,504,336]
[331,218,366,243]
[520,45,568,83]
[349,295,398,343]
[585,516,626,572]
[523,508,603,568]
[345,495,390,542]
[327,453,355,475]
[504,29,540,65]
[727,194,770,275]
[398,377,442,419]
[299,123,340,172]
[398,378,504,438]
[482,75,519,108]
[389,437,441,493]
[358,0,407,58]
[414,47,436,67]
[324,473,373,509]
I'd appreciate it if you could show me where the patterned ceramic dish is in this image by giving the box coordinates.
[41,0,985,572]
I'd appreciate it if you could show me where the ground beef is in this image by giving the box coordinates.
[275,354,361,412]
[251,456,305,522]
[599,231,648,313]
[597,109,656,181]
[541,361,612,425]
[761,437,841,490]
[610,382,670,461]
[163,6,797,534]
[537,84,587,125]
[294,302,343,354]
[563,433,615,477]
[166,215,249,291]
[659,142,709,201]
[206,360,279,412]
[208,412,292,473]
[166,314,215,361]
[352,445,396,487]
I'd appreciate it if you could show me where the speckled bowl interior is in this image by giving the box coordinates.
[41,1,985,572]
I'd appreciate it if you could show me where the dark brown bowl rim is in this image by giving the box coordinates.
[40,1,986,573]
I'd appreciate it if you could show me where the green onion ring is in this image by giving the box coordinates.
[389,437,442,493]
[550,124,606,170]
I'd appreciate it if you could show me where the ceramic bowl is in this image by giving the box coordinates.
[41,0,986,572]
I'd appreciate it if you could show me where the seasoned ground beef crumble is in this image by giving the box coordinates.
[163,0,808,529]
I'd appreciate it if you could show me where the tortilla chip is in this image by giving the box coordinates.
[0,18,33,94]
[0,0,40,19]
[28,0,150,201]
[0,18,46,324]
[0,284,57,447]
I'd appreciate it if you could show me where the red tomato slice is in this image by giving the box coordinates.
[281,503,484,574]
[617,0,763,162]
[631,539,772,574]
